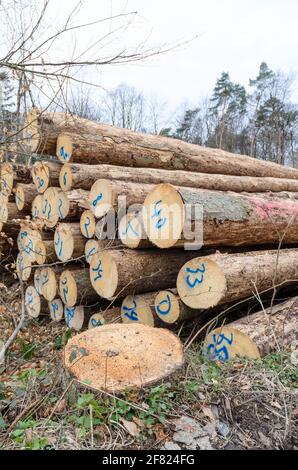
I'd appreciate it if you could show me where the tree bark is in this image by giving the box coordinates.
[177,248,298,309]
[204,297,298,360]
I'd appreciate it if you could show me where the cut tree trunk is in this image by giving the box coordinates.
[121,292,158,327]
[59,161,298,193]
[15,183,38,211]
[176,249,298,309]
[204,297,298,360]
[88,307,121,328]
[118,212,152,249]
[25,285,48,318]
[48,298,64,322]
[53,126,298,179]
[59,267,98,307]
[31,161,60,194]
[154,289,205,324]
[0,162,14,196]
[143,183,298,249]
[54,223,85,262]
[89,248,203,300]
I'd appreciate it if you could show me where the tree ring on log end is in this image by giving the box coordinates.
[80,210,96,238]
[88,179,114,219]
[204,326,260,361]
[64,324,184,392]
[89,252,118,299]
[40,267,57,301]
[59,163,72,191]
[54,224,73,261]
[59,270,77,307]
[64,305,84,331]
[121,295,155,326]
[142,183,185,248]
[49,298,64,322]
[177,257,226,309]
[88,313,106,329]
[57,133,72,163]
[32,162,50,194]
[25,285,41,318]
[155,290,180,324]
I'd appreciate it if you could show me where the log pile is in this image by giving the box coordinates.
[3,108,297,359]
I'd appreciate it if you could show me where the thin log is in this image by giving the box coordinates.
[176,249,298,309]
[121,292,159,327]
[48,298,64,322]
[25,285,48,318]
[15,183,38,211]
[154,289,204,324]
[64,305,85,331]
[54,223,85,262]
[80,210,96,238]
[59,267,98,307]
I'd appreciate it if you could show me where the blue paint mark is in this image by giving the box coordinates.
[122,220,139,237]
[24,238,33,255]
[84,216,90,237]
[91,318,103,327]
[42,273,49,285]
[60,146,69,161]
[27,290,33,305]
[33,206,38,217]
[63,172,67,187]
[54,232,63,257]
[122,300,138,322]
[47,202,52,220]
[25,130,31,142]
[61,278,68,303]
[86,247,96,262]
[52,302,58,319]
[151,200,166,230]
[185,263,206,289]
[92,194,103,207]
[37,177,44,189]
[156,294,171,316]
[207,333,234,362]
[57,198,63,218]
[20,231,28,239]
[92,258,103,282]
[65,306,75,326]
[42,198,48,215]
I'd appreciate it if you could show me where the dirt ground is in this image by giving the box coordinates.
[0,283,297,450]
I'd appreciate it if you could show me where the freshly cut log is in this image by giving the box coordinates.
[177,249,298,309]
[25,285,48,318]
[48,298,64,322]
[84,238,118,265]
[143,183,298,249]
[40,266,59,301]
[35,239,56,265]
[118,212,151,249]
[88,179,153,219]
[34,267,43,295]
[59,161,298,193]
[80,210,96,238]
[31,194,44,220]
[15,184,38,211]
[16,252,32,281]
[121,292,158,327]
[204,297,298,361]
[88,307,122,328]
[40,187,60,228]
[59,268,98,307]
[88,312,106,329]
[11,163,32,185]
[54,125,298,180]
[89,248,199,300]
[64,323,184,392]
[56,189,89,221]
[0,162,14,196]
[54,223,85,262]
[17,225,43,262]
[31,161,61,193]
[155,289,204,324]
[64,305,85,331]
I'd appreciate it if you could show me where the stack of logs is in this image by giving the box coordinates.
[3,107,298,362]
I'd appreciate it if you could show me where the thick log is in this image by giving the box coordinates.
[80,210,96,238]
[143,183,298,249]
[25,285,48,318]
[118,212,152,249]
[59,161,298,194]
[121,292,158,327]
[53,125,298,180]
[31,161,59,194]
[48,298,64,322]
[88,179,153,219]
[177,249,298,309]
[89,248,202,300]
[15,183,38,211]
[59,267,98,307]
[204,297,298,361]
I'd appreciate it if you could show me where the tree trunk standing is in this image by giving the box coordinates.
[89,248,200,300]
[204,297,298,361]
[176,248,298,309]
[58,162,298,193]
[143,183,298,249]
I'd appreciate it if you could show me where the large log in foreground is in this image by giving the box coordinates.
[176,249,298,309]
[204,297,298,361]
[89,248,200,300]
[143,183,298,249]
[59,161,298,194]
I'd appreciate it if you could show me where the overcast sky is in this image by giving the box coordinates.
[11,0,298,111]
[53,0,298,107]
